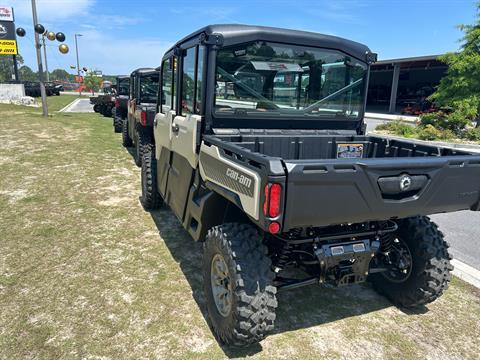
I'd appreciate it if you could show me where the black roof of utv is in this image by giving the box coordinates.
[130,68,158,76]
[167,24,371,61]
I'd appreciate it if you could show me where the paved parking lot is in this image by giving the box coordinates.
[60,98,94,113]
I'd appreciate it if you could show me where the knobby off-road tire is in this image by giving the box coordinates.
[93,104,100,113]
[140,150,162,210]
[113,118,123,133]
[134,127,153,167]
[122,119,133,148]
[370,216,453,308]
[203,223,278,346]
[113,109,123,133]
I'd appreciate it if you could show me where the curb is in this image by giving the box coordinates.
[452,259,480,288]
[58,98,82,113]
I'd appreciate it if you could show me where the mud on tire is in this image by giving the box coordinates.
[140,150,162,210]
[203,223,278,346]
[122,119,132,147]
[370,216,453,308]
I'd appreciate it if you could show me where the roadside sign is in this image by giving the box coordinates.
[75,75,84,83]
[0,20,17,55]
[0,39,16,55]
[0,6,13,22]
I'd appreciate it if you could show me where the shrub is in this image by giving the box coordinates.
[463,127,480,141]
[418,125,442,140]
[419,110,470,135]
[419,112,444,128]
[438,129,455,140]
[376,120,417,137]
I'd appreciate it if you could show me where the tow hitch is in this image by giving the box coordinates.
[315,239,380,286]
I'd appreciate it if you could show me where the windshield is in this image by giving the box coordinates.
[214,41,367,120]
[118,78,129,95]
[140,73,159,103]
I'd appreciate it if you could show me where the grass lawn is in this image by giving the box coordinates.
[1,104,479,359]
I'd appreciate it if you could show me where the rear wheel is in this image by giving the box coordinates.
[140,150,162,210]
[112,109,123,133]
[370,216,453,308]
[122,119,132,147]
[203,223,277,346]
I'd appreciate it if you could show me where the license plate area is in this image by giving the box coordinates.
[337,143,364,159]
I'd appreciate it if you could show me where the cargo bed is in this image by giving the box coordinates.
[208,133,480,230]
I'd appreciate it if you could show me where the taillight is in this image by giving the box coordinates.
[268,222,280,234]
[115,99,120,108]
[140,111,147,126]
[263,183,282,218]
[268,184,281,217]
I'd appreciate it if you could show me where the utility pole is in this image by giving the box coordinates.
[31,0,48,116]
[42,35,49,82]
[74,33,83,96]
[12,55,19,81]
[11,8,19,81]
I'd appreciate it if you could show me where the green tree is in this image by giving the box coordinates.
[18,65,37,81]
[50,69,74,82]
[0,54,24,82]
[83,73,102,93]
[430,1,480,122]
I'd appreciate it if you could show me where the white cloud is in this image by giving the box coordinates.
[8,0,94,23]
[68,29,172,74]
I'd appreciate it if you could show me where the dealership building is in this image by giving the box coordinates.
[366,55,448,114]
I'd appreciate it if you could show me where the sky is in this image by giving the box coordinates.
[3,0,478,75]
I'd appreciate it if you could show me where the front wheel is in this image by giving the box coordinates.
[203,223,277,346]
[370,216,453,308]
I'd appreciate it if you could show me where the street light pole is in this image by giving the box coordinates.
[74,33,83,96]
[42,35,49,82]
[31,0,48,116]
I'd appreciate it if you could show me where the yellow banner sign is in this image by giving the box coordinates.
[0,39,17,55]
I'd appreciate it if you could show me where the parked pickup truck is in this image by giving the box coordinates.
[139,24,480,346]
[112,75,130,133]
[122,68,159,167]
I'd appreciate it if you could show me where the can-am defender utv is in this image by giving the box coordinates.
[122,68,159,167]
[113,75,130,133]
[140,24,480,346]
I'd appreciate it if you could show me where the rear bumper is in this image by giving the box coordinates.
[282,156,480,230]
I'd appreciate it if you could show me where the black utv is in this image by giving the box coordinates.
[92,87,116,117]
[122,68,159,167]
[112,75,130,133]
[139,24,480,346]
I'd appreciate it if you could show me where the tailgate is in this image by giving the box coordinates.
[282,156,480,230]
